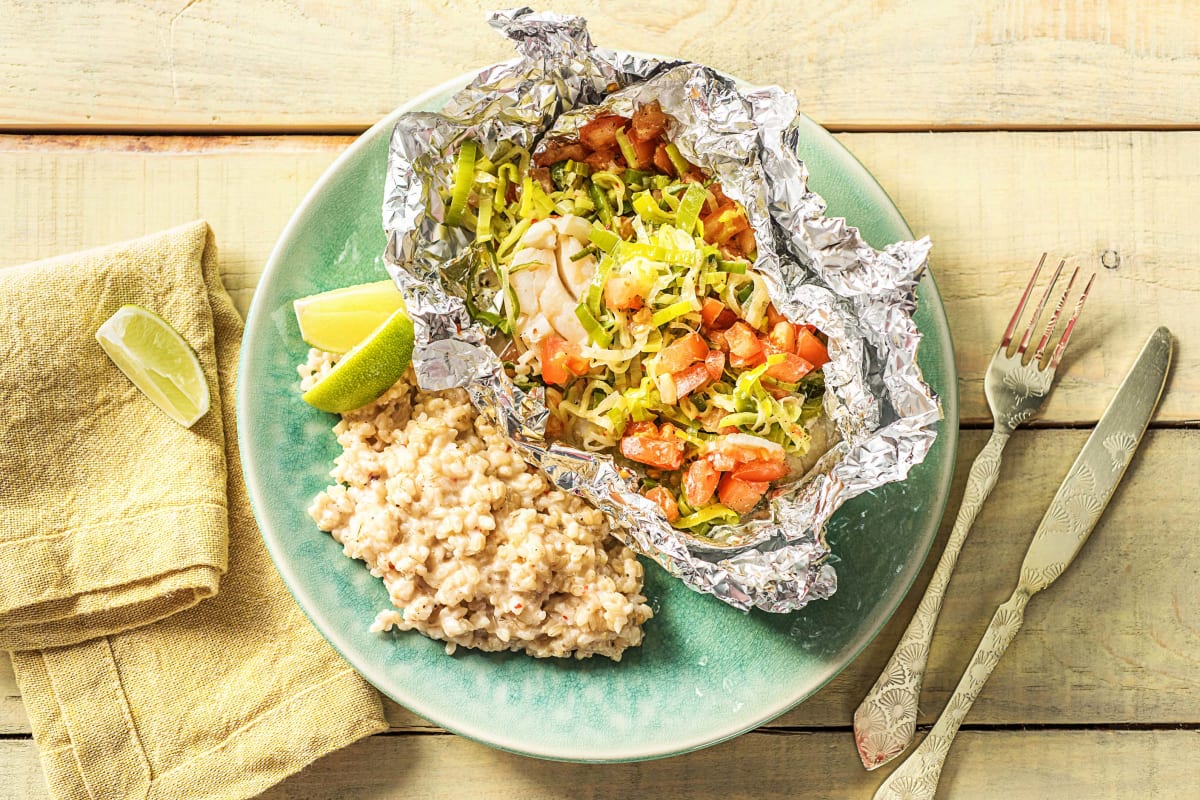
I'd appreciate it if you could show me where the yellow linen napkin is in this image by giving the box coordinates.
[4,222,387,800]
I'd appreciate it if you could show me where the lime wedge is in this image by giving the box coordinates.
[95,305,211,427]
[293,280,406,353]
[301,308,415,414]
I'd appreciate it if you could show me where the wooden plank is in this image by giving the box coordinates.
[1,131,1197,422]
[841,129,1200,425]
[3,2,1200,131]
[5,427,1198,734]
[5,729,1200,800]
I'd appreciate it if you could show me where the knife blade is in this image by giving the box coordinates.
[1018,325,1172,593]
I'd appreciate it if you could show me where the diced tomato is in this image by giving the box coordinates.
[766,303,788,328]
[631,101,668,141]
[708,330,729,352]
[708,432,787,465]
[795,329,830,367]
[673,362,711,399]
[684,459,720,507]
[624,420,658,437]
[765,352,814,383]
[725,322,765,362]
[579,115,629,151]
[718,473,770,514]
[540,334,586,386]
[653,142,674,175]
[659,332,709,374]
[604,274,645,311]
[704,349,726,382]
[644,486,680,523]
[768,320,796,353]
[700,297,736,331]
[533,140,590,167]
[730,459,790,482]
[620,434,685,471]
[626,126,657,170]
[584,148,622,172]
[701,204,750,246]
[700,298,726,328]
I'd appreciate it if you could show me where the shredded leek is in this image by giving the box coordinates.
[674,504,739,530]
[651,300,695,326]
[445,140,477,226]
[613,127,641,170]
[664,142,691,178]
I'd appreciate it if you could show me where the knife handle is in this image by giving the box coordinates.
[873,588,1031,800]
[854,429,1011,769]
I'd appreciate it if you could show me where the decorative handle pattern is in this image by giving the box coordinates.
[873,589,1031,800]
[853,429,1011,769]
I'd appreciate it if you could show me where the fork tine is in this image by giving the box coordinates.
[1049,272,1096,369]
[1016,259,1065,356]
[1001,253,1047,348]
[1032,266,1080,363]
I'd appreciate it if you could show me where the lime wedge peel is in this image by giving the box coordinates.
[293,280,405,353]
[95,305,211,428]
[301,307,415,414]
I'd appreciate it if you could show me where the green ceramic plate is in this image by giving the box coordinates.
[238,69,958,763]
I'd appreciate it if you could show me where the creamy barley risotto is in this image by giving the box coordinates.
[300,350,653,660]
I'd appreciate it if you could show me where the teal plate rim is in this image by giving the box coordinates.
[238,67,959,764]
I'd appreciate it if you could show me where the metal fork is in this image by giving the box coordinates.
[852,255,1094,770]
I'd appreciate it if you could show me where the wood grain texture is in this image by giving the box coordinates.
[3,1,1200,131]
[2,131,1196,423]
[5,729,1200,800]
[5,427,1198,735]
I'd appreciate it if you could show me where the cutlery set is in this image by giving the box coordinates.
[852,257,1173,799]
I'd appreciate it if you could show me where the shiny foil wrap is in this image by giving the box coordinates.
[381,8,939,612]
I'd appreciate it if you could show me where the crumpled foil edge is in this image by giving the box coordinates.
[380,7,939,613]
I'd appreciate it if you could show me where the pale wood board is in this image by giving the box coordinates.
[5,428,1198,735]
[1,131,1196,423]
[5,729,1200,800]
[4,1,1200,131]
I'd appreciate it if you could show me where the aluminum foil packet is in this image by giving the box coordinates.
[381,7,939,612]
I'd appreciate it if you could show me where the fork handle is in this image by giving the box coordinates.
[873,588,1031,800]
[853,429,1011,769]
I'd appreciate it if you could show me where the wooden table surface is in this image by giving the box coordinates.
[3,2,1198,797]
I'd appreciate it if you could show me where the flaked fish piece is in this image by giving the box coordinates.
[509,214,598,347]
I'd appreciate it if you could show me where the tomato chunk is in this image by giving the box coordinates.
[795,329,830,367]
[653,142,675,176]
[765,352,814,383]
[718,473,769,514]
[626,126,657,170]
[644,486,680,523]
[684,459,720,507]
[579,114,629,152]
[768,321,796,353]
[703,349,726,382]
[730,459,790,482]
[620,434,685,471]
[540,334,587,386]
[658,332,709,374]
[673,362,711,399]
[625,421,657,437]
[720,326,758,362]
[700,297,736,331]
[631,101,668,141]
[709,432,786,465]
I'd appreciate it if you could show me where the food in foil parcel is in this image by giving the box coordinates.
[442,102,836,539]
[380,9,940,614]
